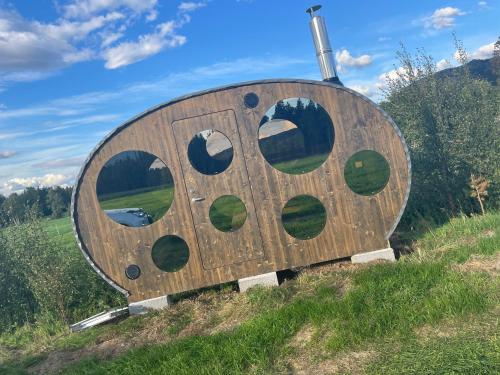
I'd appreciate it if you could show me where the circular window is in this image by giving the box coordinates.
[188,130,233,175]
[281,195,327,240]
[344,150,390,196]
[96,151,174,227]
[258,98,334,174]
[209,195,247,232]
[244,92,259,108]
[125,264,141,280]
[151,235,190,272]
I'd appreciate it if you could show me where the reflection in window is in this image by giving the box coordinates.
[151,235,189,272]
[96,150,174,227]
[281,195,326,240]
[209,195,247,232]
[258,98,334,174]
[188,130,233,175]
[344,150,390,196]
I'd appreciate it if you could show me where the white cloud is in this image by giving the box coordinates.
[478,1,488,8]
[100,31,124,47]
[100,0,208,70]
[453,41,496,62]
[146,10,158,22]
[0,10,123,82]
[335,49,373,70]
[178,2,207,13]
[436,58,452,71]
[102,21,187,69]
[350,85,376,97]
[423,7,465,30]
[62,0,158,19]
[376,67,407,89]
[1,0,206,87]
[32,156,86,169]
[0,151,16,159]
[470,42,495,59]
[3,174,74,195]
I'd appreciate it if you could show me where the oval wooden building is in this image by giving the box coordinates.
[71,79,411,304]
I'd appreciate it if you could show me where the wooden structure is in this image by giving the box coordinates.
[71,79,411,303]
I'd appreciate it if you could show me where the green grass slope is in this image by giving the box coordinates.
[1,212,498,374]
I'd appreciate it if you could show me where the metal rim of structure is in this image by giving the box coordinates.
[71,78,412,296]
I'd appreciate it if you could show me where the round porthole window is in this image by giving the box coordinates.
[344,150,390,196]
[188,130,233,175]
[125,264,141,280]
[209,195,247,232]
[258,98,334,174]
[281,195,327,240]
[96,150,174,227]
[151,235,190,272]
[244,92,259,108]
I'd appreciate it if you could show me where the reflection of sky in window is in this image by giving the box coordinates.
[259,119,298,139]
[150,158,167,170]
[205,131,232,156]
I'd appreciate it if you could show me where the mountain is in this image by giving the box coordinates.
[437,57,498,86]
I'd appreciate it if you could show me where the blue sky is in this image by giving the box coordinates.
[0,0,498,195]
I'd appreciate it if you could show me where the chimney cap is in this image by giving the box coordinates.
[306,5,322,17]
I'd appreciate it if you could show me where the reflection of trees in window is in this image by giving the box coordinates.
[259,98,334,174]
[97,151,173,198]
[188,131,233,175]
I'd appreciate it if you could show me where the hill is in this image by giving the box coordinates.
[1,212,498,374]
[437,57,498,85]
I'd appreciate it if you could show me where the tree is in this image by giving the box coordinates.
[47,188,66,218]
[381,40,499,225]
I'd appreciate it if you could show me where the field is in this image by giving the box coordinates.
[98,186,175,222]
[1,211,498,374]
[42,216,75,246]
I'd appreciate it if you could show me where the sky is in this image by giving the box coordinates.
[0,0,498,196]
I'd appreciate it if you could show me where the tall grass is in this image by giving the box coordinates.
[0,213,124,335]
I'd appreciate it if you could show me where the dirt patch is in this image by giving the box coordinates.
[289,348,376,375]
[287,324,376,374]
[482,229,495,238]
[210,293,252,334]
[291,324,315,350]
[415,322,459,341]
[454,252,500,276]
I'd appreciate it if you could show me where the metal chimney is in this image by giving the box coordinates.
[306,5,342,85]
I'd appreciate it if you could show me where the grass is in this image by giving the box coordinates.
[273,152,330,174]
[209,196,247,232]
[281,195,326,239]
[152,236,190,272]
[42,216,75,246]
[344,150,390,196]
[367,312,500,374]
[1,211,498,374]
[98,185,175,222]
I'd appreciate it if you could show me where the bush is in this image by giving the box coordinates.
[381,40,500,229]
[0,213,125,333]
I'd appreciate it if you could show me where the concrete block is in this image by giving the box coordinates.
[238,271,279,292]
[128,294,172,315]
[351,248,396,264]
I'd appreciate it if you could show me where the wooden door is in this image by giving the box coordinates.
[172,110,264,269]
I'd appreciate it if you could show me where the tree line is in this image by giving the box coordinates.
[0,186,72,227]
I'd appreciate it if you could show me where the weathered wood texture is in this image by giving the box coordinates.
[72,80,410,302]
